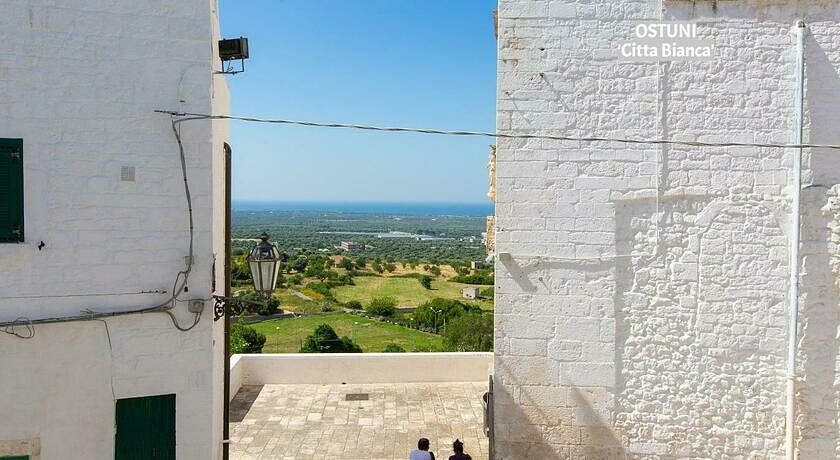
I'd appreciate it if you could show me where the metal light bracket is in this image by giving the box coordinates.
[216,59,245,75]
[212,295,265,321]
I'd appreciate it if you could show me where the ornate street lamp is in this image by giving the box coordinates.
[214,232,281,321]
[247,232,281,299]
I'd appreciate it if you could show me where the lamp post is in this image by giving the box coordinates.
[214,232,281,321]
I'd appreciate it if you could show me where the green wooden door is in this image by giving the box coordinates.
[115,394,176,460]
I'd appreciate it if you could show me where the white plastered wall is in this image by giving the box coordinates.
[494,1,840,458]
[0,1,228,458]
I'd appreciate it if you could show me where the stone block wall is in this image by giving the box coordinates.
[494,1,840,458]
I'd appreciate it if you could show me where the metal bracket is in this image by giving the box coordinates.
[215,59,245,75]
[212,295,264,321]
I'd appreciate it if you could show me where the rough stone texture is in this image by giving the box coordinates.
[230,382,489,460]
[494,1,840,458]
[0,1,228,459]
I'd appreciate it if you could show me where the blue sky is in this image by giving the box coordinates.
[220,0,497,203]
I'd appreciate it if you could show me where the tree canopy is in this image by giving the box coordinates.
[412,298,482,331]
[300,324,362,353]
[444,313,493,352]
[366,296,397,317]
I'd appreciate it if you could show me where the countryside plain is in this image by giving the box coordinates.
[229,203,494,353]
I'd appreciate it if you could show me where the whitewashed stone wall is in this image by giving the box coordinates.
[494,1,840,458]
[0,1,228,458]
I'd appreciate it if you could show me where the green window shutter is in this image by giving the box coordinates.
[0,138,24,242]
[115,394,176,460]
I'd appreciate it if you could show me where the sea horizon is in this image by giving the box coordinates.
[232,200,494,217]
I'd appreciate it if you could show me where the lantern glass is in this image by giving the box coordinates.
[247,232,281,297]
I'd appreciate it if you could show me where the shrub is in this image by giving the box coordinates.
[290,256,308,273]
[230,319,266,354]
[366,297,397,317]
[451,270,494,285]
[383,343,406,353]
[455,265,471,276]
[419,275,433,290]
[300,324,362,353]
[444,313,493,352]
[412,298,481,331]
[480,286,494,298]
[240,292,281,316]
[230,259,253,283]
[345,300,364,310]
[306,282,336,300]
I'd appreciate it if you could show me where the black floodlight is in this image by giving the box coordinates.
[217,37,249,74]
[219,37,249,61]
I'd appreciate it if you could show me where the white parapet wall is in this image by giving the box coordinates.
[230,353,493,401]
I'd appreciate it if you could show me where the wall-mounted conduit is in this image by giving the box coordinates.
[786,19,807,460]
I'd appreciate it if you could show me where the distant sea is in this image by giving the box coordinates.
[233,200,494,217]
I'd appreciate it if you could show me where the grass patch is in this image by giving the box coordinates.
[250,313,444,353]
[332,275,492,310]
[274,290,321,313]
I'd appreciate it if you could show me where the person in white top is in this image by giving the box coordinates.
[409,437,436,460]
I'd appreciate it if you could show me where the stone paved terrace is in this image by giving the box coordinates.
[230,382,489,460]
[227,353,494,460]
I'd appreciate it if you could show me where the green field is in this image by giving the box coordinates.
[249,313,444,353]
[332,276,492,310]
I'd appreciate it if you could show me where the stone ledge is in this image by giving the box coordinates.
[0,438,40,457]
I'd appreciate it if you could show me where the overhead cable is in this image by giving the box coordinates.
[154,110,840,151]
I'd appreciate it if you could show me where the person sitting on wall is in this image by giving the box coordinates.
[410,437,436,460]
[448,439,471,460]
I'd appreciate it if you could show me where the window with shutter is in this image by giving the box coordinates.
[0,138,24,243]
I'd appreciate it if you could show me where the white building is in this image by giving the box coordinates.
[494,1,840,458]
[339,241,364,251]
[0,1,229,458]
[462,287,481,300]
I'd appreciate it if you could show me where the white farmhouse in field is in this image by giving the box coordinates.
[494,1,840,458]
[0,1,229,458]
[462,287,482,300]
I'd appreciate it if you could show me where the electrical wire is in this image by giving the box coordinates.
[0,118,200,335]
[93,318,117,401]
[164,310,203,332]
[2,317,34,339]
[154,110,840,151]
[0,290,167,300]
